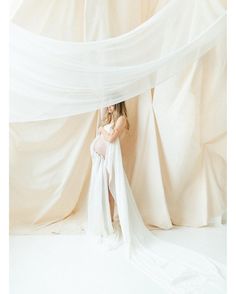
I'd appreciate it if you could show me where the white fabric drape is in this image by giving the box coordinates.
[10,0,226,122]
[87,122,226,294]
[10,0,226,234]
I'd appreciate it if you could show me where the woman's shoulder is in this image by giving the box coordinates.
[117,115,126,122]
[116,115,127,126]
[114,116,128,132]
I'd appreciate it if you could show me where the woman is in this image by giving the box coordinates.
[88,102,129,242]
[87,102,225,294]
[94,103,129,222]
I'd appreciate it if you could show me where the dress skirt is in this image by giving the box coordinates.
[87,128,226,294]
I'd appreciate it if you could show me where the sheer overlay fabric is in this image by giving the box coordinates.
[10,0,226,122]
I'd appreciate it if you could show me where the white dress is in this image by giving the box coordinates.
[87,122,226,294]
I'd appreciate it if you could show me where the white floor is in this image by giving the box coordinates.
[10,225,226,294]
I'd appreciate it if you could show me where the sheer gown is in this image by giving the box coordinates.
[87,109,226,294]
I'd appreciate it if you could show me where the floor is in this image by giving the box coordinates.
[10,224,226,294]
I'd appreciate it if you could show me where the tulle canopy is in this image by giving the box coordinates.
[10,0,226,122]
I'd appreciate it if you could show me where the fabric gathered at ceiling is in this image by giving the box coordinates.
[10,0,227,234]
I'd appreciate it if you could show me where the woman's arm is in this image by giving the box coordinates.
[99,116,126,143]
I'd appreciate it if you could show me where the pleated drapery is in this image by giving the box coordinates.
[10,0,226,234]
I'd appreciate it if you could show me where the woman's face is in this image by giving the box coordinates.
[108,105,115,113]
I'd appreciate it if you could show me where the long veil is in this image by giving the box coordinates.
[87,130,226,294]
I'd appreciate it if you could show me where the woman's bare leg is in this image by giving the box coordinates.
[108,188,115,222]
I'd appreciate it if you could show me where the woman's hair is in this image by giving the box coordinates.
[101,101,130,130]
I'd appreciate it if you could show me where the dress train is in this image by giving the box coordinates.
[87,123,226,294]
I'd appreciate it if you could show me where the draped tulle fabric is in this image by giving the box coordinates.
[10,0,226,122]
[87,123,226,294]
[10,0,226,233]
[10,0,227,289]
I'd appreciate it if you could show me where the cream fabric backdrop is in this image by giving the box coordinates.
[10,0,227,234]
